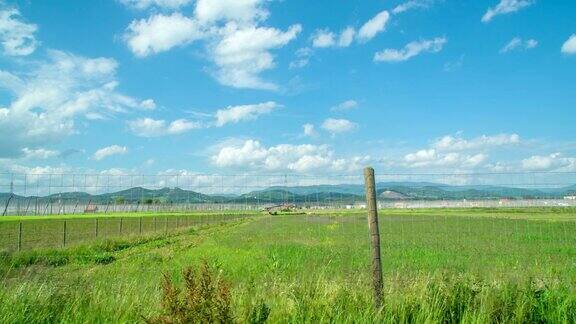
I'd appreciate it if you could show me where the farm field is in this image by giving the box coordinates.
[1,207,576,323]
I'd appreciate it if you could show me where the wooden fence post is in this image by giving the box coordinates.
[364,167,383,308]
[119,217,123,235]
[95,218,99,238]
[139,217,143,234]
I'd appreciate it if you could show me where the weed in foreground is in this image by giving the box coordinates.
[147,261,245,324]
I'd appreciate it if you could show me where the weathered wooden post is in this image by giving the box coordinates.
[364,167,383,308]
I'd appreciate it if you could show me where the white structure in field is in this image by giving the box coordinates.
[564,196,576,200]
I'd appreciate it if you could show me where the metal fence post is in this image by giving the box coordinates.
[95,218,99,238]
[364,167,383,308]
[119,217,123,235]
[139,216,143,234]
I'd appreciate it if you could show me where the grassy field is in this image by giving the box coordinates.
[0,212,258,251]
[1,208,576,322]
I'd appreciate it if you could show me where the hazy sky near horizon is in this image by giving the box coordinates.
[0,0,575,177]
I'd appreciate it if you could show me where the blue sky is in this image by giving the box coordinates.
[0,0,575,177]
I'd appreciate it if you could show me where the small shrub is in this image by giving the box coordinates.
[90,253,116,265]
[147,261,234,324]
[248,301,270,324]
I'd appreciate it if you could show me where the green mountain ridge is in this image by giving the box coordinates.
[1,182,575,204]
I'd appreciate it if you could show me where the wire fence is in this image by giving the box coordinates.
[1,171,576,216]
[1,171,576,263]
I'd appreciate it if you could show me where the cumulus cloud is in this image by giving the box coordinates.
[215,101,278,126]
[0,50,155,158]
[561,34,576,55]
[311,10,388,49]
[321,118,358,135]
[338,27,356,47]
[211,23,301,90]
[93,145,128,161]
[119,0,192,10]
[124,13,204,57]
[289,47,312,69]
[302,123,316,137]
[500,37,538,53]
[521,153,576,171]
[482,0,534,23]
[404,149,488,168]
[123,0,299,90]
[195,0,269,24]
[331,100,358,112]
[396,133,526,170]
[432,134,521,151]
[357,10,390,42]
[22,148,59,160]
[392,0,434,15]
[211,139,369,173]
[374,37,446,62]
[128,118,202,137]
[311,29,335,48]
[0,8,38,56]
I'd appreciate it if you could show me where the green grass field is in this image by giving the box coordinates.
[1,208,576,323]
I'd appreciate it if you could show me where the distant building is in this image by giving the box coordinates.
[564,196,576,200]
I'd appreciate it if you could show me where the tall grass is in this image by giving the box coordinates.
[1,209,575,322]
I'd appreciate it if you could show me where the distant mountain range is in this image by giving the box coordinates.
[1,182,575,204]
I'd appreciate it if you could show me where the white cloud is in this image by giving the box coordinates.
[374,37,446,62]
[211,139,368,173]
[22,148,59,160]
[397,133,525,170]
[93,145,128,161]
[211,23,301,90]
[124,13,204,57]
[358,10,390,42]
[312,10,388,49]
[405,149,436,163]
[521,153,576,171]
[404,149,488,168]
[482,0,534,23]
[128,118,202,137]
[392,0,434,15]
[321,118,358,135]
[311,29,335,48]
[302,123,316,137]
[338,27,356,47]
[123,0,298,90]
[0,50,154,158]
[0,8,37,56]
[561,34,576,55]
[119,0,192,10]
[432,134,521,151]
[215,101,278,126]
[500,37,538,53]
[195,0,268,24]
[331,100,358,112]
[289,47,312,69]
